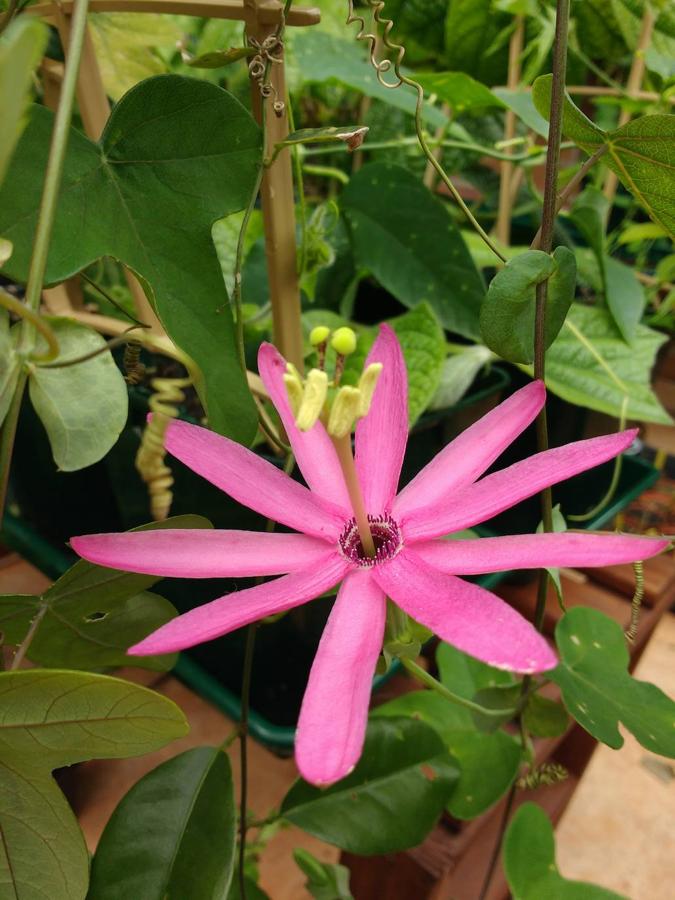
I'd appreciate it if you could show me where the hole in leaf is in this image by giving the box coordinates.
[85,611,108,623]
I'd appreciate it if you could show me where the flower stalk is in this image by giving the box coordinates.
[332,433,376,558]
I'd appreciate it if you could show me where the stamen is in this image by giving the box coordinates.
[338,514,402,568]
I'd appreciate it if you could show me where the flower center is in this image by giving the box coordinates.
[338,514,402,567]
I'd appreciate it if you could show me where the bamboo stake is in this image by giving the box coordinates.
[495,16,524,246]
[245,0,305,370]
[603,4,656,201]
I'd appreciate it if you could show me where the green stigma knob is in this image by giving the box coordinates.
[309,325,331,347]
[331,326,357,357]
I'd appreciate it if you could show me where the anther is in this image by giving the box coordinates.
[357,363,383,417]
[327,386,360,438]
[296,368,328,431]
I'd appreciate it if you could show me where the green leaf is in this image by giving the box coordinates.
[280,717,459,854]
[0,17,47,184]
[492,88,549,138]
[536,303,671,423]
[428,345,495,411]
[89,13,181,100]
[480,247,576,364]
[442,0,509,85]
[504,803,628,899]
[0,75,260,443]
[551,607,675,757]
[532,74,606,146]
[291,31,446,127]
[188,47,254,69]
[569,186,608,276]
[0,514,211,671]
[89,747,235,900]
[617,222,669,244]
[339,304,448,425]
[415,71,506,113]
[533,75,675,235]
[604,256,646,344]
[0,304,20,428]
[24,316,128,470]
[522,694,569,738]
[0,669,188,900]
[341,162,485,339]
[293,848,354,900]
[372,691,521,820]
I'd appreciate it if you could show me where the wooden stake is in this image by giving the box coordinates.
[245,0,306,371]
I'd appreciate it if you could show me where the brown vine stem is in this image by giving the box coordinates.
[479,3,571,898]
[495,15,524,246]
[0,0,91,522]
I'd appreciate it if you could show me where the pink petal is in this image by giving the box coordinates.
[372,549,557,673]
[394,380,545,519]
[402,429,638,540]
[164,419,345,540]
[415,532,670,574]
[128,553,348,655]
[355,324,408,515]
[295,569,386,786]
[258,343,350,511]
[71,529,332,578]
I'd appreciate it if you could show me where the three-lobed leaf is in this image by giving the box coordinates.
[0,75,261,443]
[504,803,627,899]
[0,668,188,900]
[88,747,236,900]
[551,607,675,757]
[341,162,485,340]
[281,717,459,854]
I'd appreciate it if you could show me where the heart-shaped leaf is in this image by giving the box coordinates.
[0,514,211,670]
[281,717,458,854]
[0,668,188,900]
[0,75,261,443]
[341,162,485,340]
[24,316,129,470]
[504,803,627,899]
[88,747,235,900]
[551,607,675,757]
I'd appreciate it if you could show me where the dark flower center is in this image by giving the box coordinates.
[338,514,402,567]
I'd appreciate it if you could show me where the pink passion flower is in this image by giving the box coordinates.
[72,326,668,786]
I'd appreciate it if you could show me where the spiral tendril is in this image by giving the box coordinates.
[625,560,644,644]
[135,376,191,521]
[517,762,568,790]
[123,340,146,385]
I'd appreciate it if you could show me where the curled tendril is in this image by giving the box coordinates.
[625,560,644,644]
[248,34,285,116]
[123,340,146,385]
[344,0,506,263]
[136,376,191,521]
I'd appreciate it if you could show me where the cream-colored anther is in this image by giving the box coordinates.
[283,372,303,417]
[327,386,361,438]
[296,368,328,431]
[356,363,383,417]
